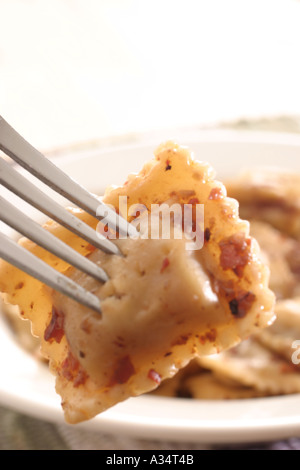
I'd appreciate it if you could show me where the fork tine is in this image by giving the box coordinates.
[0,232,101,313]
[0,116,138,239]
[0,157,120,256]
[0,195,108,283]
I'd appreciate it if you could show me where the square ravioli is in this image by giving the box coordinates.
[0,141,275,423]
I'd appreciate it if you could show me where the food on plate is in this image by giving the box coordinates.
[150,171,300,401]
[180,370,266,400]
[0,141,275,423]
[150,302,300,401]
[227,168,300,240]
[255,298,300,365]
[196,334,300,397]
[246,221,300,300]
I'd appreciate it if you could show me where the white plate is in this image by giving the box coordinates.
[1,128,300,445]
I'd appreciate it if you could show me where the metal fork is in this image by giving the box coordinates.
[0,116,137,313]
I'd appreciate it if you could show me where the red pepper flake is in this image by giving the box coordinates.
[183,197,200,233]
[165,159,172,171]
[208,187,224,200]
[148,369,162,385]
[213,278,256,319]
[205,328,217,342]
[113,336,126,348]
[61,353,78,381]
[44,307,64,344]
[172,334,189,346]
[219,233,251,277]
[111,355,135,385]
[188,197,200,205]
[73,369,89,387]
[160,257,170,273]
[164,351,172,357]
[229,299,239,316]
[61,351,89,387]
[199,329,217,345]
[86,243,97,252]
[229,291,256,318]
[204,227,211,242]
[15,282,24,290]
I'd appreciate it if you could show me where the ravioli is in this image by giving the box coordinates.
[181,371,266,400]
[249,221,300,300]
[197,336,300,396]
[255,298,300,365]
[227,168,300,240]
[158,299,300,400]
[0,141,275,423]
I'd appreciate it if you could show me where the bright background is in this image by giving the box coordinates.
[1,0,300,151]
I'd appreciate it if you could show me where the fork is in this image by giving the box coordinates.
[0,116,138,313]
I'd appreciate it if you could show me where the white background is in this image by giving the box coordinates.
[1,0,300,150]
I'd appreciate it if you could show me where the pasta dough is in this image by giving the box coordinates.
[0,141,275,423]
